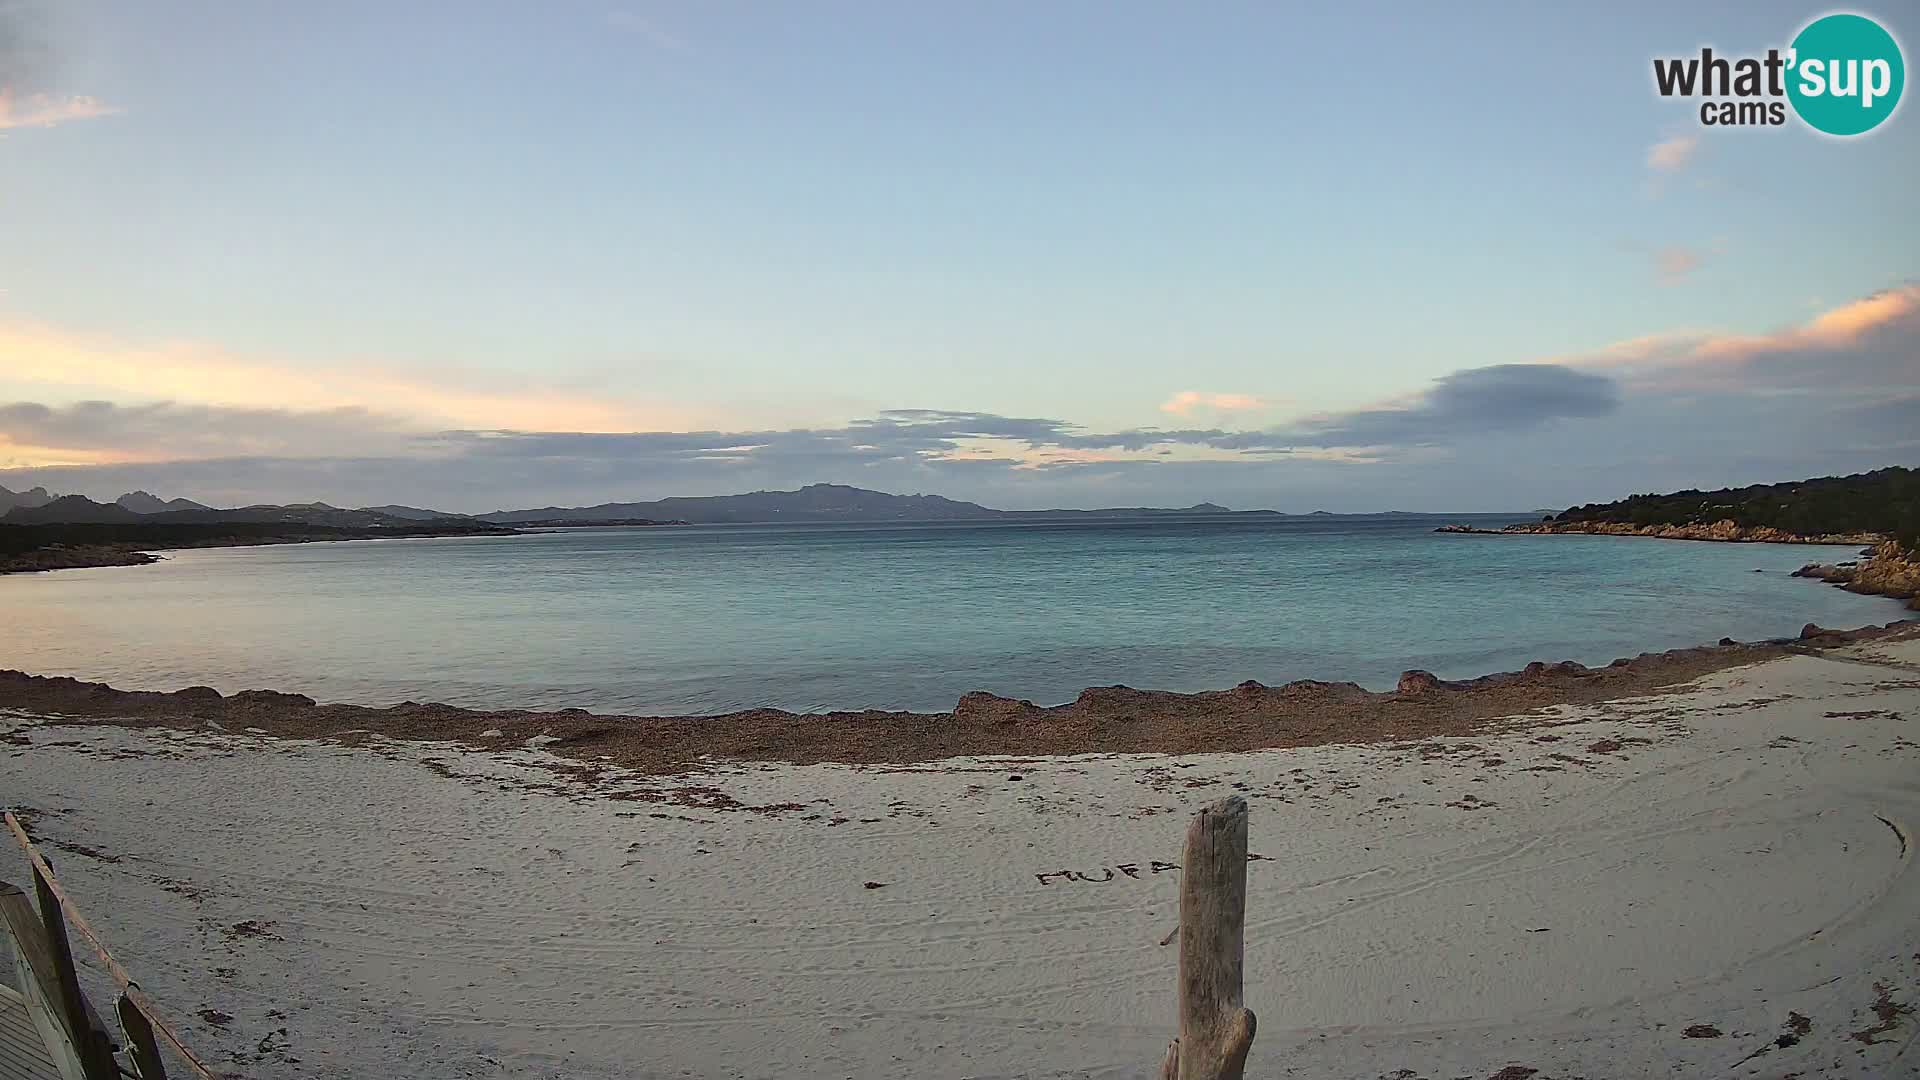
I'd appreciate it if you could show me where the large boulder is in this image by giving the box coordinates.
[1396,670,1443,694]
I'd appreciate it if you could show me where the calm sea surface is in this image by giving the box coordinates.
[0,516,1903,715]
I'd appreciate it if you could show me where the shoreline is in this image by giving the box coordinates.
[0,543,163,573]
[1436,519,1884,545]
[3,514,1887,574]
[4,618,1914,779]
[0,523,522,575]
[1439,522,1920,611]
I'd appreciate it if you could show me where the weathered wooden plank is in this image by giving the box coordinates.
[0,984,66,1080]
[1158,796,1256,1080]
[0,884,62,1010]
[31,865,92,1049]
[27,863,120,1080]
[118,993,170,1080]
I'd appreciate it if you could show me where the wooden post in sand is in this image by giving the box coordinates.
[1159,796,1256,1080]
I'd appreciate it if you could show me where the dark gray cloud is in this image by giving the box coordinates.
[1268,364,1621,449]
[0,1,55,89]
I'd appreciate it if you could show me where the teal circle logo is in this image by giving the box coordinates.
[1787,13,1905,135]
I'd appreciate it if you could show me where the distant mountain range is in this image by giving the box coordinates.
[114,490,212,514]
[1,492,447,528]
[2,481,1501,527]
[470,484,1262,525]
[0,484,57,513]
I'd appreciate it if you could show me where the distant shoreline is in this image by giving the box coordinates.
[0,523,523,576]
[1435,522,1920,611]
[0,513,1526,576]
[1435,520,1883,545]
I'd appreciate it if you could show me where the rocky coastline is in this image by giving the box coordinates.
[1793,540,1920,612]
[1436,519,1884,545]
[0,522,522,575]
[0,544,164,573]
[3,619,1914,778]
[1439,517,1920,609]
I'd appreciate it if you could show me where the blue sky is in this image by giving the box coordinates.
[1,2,1916,511]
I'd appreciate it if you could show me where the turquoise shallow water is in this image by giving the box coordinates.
[0,516,1904,714]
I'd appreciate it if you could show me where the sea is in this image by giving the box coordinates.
[0,515,1904,715]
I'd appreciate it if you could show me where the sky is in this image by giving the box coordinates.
[1,1,1916,512]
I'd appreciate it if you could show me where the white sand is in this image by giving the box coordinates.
[4,641,1918,1079]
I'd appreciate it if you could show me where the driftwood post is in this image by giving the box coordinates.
[1160,796,1255,1080]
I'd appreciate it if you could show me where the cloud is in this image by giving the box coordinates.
[606,9,692,52]
[0,319,700,446]
[0,368,1616,497]
[0,400,424,468]
[1654,246,1704,282]
[3,285,1914,513]
[1707,285,1920,362]
[1571,284,1920,390]
[0,2,118,131]
[1647,134,1698,171]
[1266,365,1621,449]
[0,88,118,129]
[1159,391,1267,416]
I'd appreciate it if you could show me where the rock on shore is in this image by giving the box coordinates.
[1793,541,1920,611]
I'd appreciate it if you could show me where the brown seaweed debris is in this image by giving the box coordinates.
[1681,1024,1723,1038]
[1850,982,1913,1045]
[2,620,1915,779]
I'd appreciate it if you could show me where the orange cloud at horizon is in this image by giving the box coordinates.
[0,319,702,466]
[0,435,137,469]
[1565,285,1919,377]
[1689,286,1919,365]
[0,88,121,130]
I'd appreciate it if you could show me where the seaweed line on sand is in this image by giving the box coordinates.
[2,620,1915,780]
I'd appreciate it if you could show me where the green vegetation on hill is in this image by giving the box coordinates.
[1556,467,1920,550]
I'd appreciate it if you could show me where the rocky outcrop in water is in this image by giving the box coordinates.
[1793,541,1920,611]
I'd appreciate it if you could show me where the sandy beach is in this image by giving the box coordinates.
[2,630,1917,1079]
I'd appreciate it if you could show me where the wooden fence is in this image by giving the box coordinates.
[4,810,220,1080]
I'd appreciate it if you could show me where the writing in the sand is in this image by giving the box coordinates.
[1035,852,1270,886]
